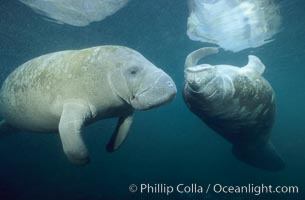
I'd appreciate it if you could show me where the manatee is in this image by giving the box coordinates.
[19,0,130,27]
[187,0,282,52]
[183,47,285,171]
[0,45,177,165]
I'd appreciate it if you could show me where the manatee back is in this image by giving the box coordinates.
[0,46,132,131]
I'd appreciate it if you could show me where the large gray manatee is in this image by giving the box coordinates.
[183,47,284,171]
[0,45,177,165]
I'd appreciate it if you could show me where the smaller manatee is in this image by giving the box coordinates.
[183,47,284,171]
[0,45,177,165]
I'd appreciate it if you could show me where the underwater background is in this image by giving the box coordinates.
[0,0,304,199]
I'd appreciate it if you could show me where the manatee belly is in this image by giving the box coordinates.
[183,75,276,144]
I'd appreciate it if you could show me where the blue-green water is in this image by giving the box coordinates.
[0,0,305,199]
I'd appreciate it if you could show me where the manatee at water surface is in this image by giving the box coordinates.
[19,0,130,26]
[187,0,282,52]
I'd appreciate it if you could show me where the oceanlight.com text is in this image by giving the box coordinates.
[129,183,299,196]
[212,183,299,196]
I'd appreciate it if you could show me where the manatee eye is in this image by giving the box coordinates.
[130,69,137,75]
[127,66,142,77]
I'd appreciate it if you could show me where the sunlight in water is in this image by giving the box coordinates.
[187,0,282,52]
[19,0,130,27]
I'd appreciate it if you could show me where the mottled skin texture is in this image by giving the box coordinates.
[0,45,177,164]
[184,65,275,148]
[1,47,125,131]
[183,47,284,171]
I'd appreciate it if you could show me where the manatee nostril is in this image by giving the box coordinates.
[167,81,174,87]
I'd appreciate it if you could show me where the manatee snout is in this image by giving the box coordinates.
[131,70,177,110]
[184,65,215,92]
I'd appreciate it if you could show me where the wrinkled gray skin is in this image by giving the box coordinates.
[0,45,177,165]
[183,47,284,171]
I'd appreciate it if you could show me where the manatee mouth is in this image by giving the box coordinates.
[130,86,151,102]
[130,72,177,110]
[131,85,176,110]
[184,65,215,93]
[185,81,204,94]
[184,72,204,92]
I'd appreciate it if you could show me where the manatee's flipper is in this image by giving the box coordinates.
[106,112,134,152]
[0,120,18,136]
[58,102,92,165]
[185,47,219,69]
[242,55,265,75]
[232,142,285,171]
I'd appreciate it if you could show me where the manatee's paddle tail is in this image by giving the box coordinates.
[242,55,266,75]
[107,112,134,152]
[232,142,285,171]
[185,47,219,69]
